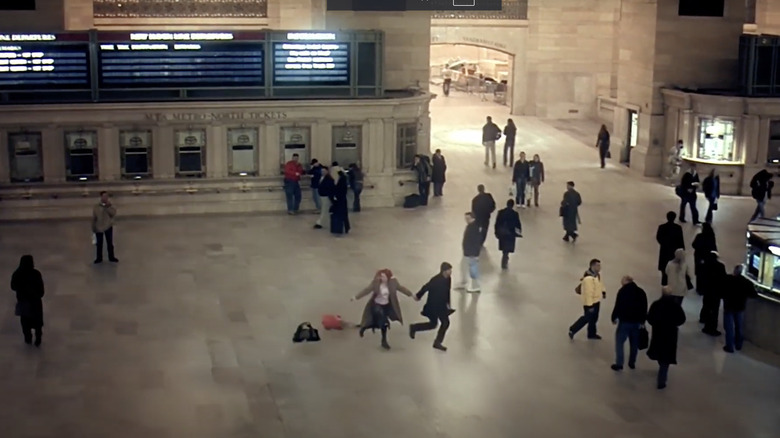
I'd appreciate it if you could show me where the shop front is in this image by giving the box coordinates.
[744,217,780,355]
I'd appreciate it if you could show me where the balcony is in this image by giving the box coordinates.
[432,0,527,20]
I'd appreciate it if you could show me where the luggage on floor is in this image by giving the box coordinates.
[292,322,321,343]
[403,194,421,208]
[322,314,343,330]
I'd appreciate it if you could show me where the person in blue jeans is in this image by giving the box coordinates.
[282,153,304,214]
[457,212,483,293]
[609,275,648,371]
[722,265,758,353]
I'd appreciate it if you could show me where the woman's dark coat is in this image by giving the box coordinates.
[503,123,517,147]
[656,221,685,271]
[698,256,726,297]
[330,172,350,234]
[416,273,451,318]
[692,231,717,276]
[529,161,545,185]
[432,154,447,183]
[356,278,413,327]
[11,263,45,328]
[560,189,581,233]
[647,295,686,365]
[494,207,522,253]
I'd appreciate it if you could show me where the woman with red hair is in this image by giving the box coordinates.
[351,269,415,350]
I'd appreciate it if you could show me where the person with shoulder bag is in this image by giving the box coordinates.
[568,259,607,340]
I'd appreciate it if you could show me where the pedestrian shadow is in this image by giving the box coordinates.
[458,291,479,351]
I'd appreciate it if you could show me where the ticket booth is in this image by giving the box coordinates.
[8,132,43,183]
[228,128,258,176]
[120,130,152,179]
[280,126,310,171]
[65,131,98,181]
[332,125,362,167]
[175,129,206,178]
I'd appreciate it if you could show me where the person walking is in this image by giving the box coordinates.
[308,159,323,213]
[610,275,648,371]
[432,149,447,197]
[749,169,774,222]
[313,166,334,230]
[412,154,432,206]
[409,262,454,351]
[351,269,415,350]
[699,251,726,336]
[512,152,530,207]
[482,116,502,168]
[471,184,496,246]
[664,249,693,306]
[596,124,610,168]
[647,287,686,389]
[676,163,700,224]
[528,154,545,207]
[283,153,304,215]
[330,165,351,236]
[568,259,606,340]
[458,212,483,293]
[656,211,685,285]
[503,118,517,166]
[722,265,758,353]
[560,181,582,243]
[92,191,118,264]
[692,223,718,293]
[494,199,523,270]
[347,163,364,212]
[702,169,720,224]
[11,255,45,347]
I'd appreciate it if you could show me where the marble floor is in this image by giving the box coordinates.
[2,91,780,438]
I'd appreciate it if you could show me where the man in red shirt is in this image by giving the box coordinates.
[283,153,304,214]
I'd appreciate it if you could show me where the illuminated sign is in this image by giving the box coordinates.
[273,41,349,86]
[0,33,90,90]
[0,34,56,42]
[286,32,336,41]
[129,32,234,41]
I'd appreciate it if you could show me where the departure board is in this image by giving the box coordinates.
[0,33,91,89]
[97,32,265,88]
[272,33,350,86]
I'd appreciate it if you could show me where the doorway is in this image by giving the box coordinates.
[430,44,513,108]
[625,109,638,166]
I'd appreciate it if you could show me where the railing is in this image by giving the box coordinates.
[432,0,527,20]
[93,0,268,18]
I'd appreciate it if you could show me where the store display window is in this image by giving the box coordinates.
[697,118,736,162]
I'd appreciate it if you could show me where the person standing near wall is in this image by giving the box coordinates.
[431,149,447,197]
[308,159,323,213]
[412,154,432,206]
[330,164,351,236]
[347,163,364,212]
[482,116,501,169]
[313,166,334,230]
[502,119,517,167]
[596,124,610,168]
[283,153,304,215]
[92,191,118,264]
[722,265,758,353]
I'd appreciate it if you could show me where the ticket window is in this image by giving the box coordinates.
[175,129,206,178]
[228,128,258,176]
[120,130,152,179]
[65,131,98,181]
[8,132,43,183]
[280,126,310,173]
[332,125,362,167]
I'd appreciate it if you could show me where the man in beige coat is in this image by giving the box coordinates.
[92,191,118,264]
[664,249,692,305]
[568,258,607,340]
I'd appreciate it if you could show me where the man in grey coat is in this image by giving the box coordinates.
[92,191,118,264]
[560,181,582,243]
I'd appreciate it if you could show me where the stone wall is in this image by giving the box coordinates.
[757,0,780,34]
[0,0,65,31]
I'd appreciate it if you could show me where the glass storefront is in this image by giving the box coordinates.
[697,118,735,162]
[745,219,780,298]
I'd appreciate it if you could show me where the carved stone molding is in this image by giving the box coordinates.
[93,0,268,18]
[432,0,527,20]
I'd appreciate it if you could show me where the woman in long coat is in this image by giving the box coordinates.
[431,149,447,197]
[351,269,414,350]
[647,288,686,389]
[692,223,717,293]
[330,166,351,235]
[560,181,582,242]
[596,124,610,168]
[11,254,45,346]
[494,199,523,270]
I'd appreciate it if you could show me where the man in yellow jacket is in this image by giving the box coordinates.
[568,259,607,340]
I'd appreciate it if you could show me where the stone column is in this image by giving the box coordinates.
[262,123,280,176]
[744,115,762,165]
[97,125,120,181]
[311,120,331,165]
[152,125,174,179]
[382,119,395,174]
[42,127,66,183]
[757,0,780,34]
[366,118,384,174]
[206,124,227,179]
[274,0,327,29]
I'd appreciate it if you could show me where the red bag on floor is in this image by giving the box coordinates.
[322,314,343,330]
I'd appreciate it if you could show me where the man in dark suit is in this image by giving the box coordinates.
[656,211,685,285]
[700,251,726,336]
[471,184,496,246]
[677,163,700,224]
[410,262,453,351]
[722,265,758,353]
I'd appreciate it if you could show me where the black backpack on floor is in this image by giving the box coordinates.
[404,194,421,209]
[293,322,321,343]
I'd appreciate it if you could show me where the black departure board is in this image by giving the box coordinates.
[96,32,265,88]
[0,33,90,90]
[272,33,350,86]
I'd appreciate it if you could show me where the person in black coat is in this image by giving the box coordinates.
[471,184,496,246]
[412,154,432,206]
[656,211,685,285]
[503,119,517,166]
[692,223,717,293]
[409,262,454,351]
[676,163,700,224]
[512,152,531,207]
[702,169,720,224]
[561,181,582,242]
[494,199,523,270]
[11,255,45,347]
[330,166,351,235]
[749,169,774,222]
[347,163,364,212]
[431,149,447,197]
[723,265,758,353]
[699,251,726,336]
[647,288,686,389]
[610,276,648,371]
[314,166,334,230]
[308,159,323,212]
